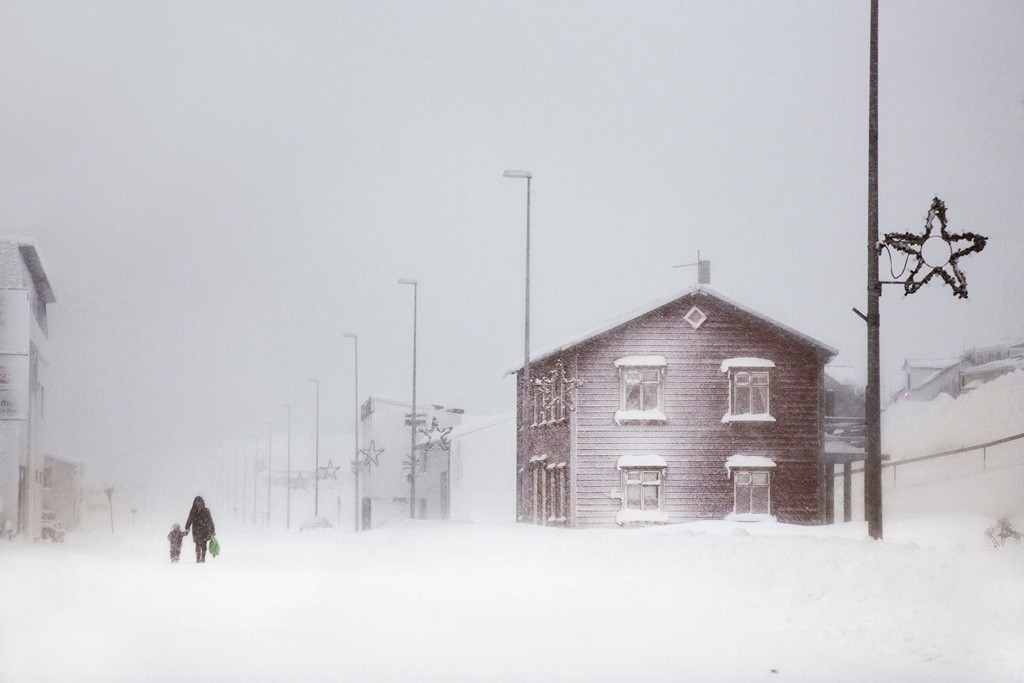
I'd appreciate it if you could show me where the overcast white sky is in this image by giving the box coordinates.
[1,1,1021,491]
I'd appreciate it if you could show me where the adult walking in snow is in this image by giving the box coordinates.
[184,495,216,563]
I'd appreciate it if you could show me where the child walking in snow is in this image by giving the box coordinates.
[167,523,188,562]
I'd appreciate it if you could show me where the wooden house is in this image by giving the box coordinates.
[514,284,836,528]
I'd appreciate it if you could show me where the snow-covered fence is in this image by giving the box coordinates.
[834,432,1024,521]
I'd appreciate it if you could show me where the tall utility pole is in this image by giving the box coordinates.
[309,379,320,517]
[865,0,883,540]
[283,404,291,529]
[344,333,360,531]
[503,169,532,521]
[253,437,259,525]
[266,421,272,527]
[399,279,418,519]
[242,445,248,524]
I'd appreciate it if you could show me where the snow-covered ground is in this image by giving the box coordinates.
[3,373,1022,682]
[2,514,1023,683]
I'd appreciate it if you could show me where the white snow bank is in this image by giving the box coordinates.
[2,517,1021,682]
[883,368,1024,460]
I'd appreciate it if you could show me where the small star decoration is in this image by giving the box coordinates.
[882,197,987,299]
[358,440,384,468]
[318,460,341,480]
[417,417,453,452]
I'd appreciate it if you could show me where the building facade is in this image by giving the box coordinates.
[514,285,836,528]
[0,237,56,539]
[358,395,463,528]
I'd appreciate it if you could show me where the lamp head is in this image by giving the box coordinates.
[503,169,532,179]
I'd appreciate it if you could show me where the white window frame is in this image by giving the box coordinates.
[614,356,668,425]
[615,454,669,524]
[730,469,772,517]
[721,358,776,423]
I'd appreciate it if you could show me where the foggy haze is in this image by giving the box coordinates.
[0,2,1021,494]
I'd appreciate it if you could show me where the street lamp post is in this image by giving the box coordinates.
[265,420,272,527]
[282,404,291,529]
[252,436,258,525]
[309,378,320,517]
[241,445,248,524]
[343,332,360,531]
[398,278,418,519]
[503,168,532,520]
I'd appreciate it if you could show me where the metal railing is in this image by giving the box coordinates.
[836,431,1024,486]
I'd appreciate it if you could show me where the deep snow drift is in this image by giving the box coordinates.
[3,373,1022,682]
[2,517,1022,683]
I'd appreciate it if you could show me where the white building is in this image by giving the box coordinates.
[359,395,464,527]
[358,397,517,528]
[0,237,56,539]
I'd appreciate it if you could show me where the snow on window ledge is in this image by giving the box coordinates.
[720,357,775,372]
[614,355,667,368]
[616,509,669,525]
[617,454,668,469]
[725,512,777,523]
[721,413,776,424]
[724,454,777,470]
[615,409,667,425]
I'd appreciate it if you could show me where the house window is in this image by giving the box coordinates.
[546,463,568,524]
[733,470,771,515]
[733,371,769,414]
[616,454,669,524]
[721,358,776,423]
[614,356,667,424]
[625,469,661,511]
[725,454,776,520]
[625,369,660,411]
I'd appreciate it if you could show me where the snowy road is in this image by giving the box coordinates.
[2,517,1022,682]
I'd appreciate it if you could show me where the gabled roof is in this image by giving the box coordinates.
[510,284,837,373]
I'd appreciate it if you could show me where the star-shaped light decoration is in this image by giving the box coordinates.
[318,459,341,480]
[291,473,308,490]
[417,417,453,453]
[358,440,384,469]
[532,360,584,415]
[882,197,987,299]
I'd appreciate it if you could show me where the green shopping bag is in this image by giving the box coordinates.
[208,536,220,558]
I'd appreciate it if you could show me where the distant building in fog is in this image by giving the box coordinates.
[358,396,464,527]
[357,397,517,528]
[0,237,57,539]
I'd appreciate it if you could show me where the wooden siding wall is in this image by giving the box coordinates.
[570,294,828,528]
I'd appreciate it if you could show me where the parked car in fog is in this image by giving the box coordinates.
[40,510,65,542]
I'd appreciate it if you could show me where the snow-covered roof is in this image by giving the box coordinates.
[614,355,667,368]
[962,355,1024,378]
[507,284,836,373]
[902,357,963,372]
[1,236,56,303]
[724,455,777,469]
[720,357,775,372]
[617,454,668,469]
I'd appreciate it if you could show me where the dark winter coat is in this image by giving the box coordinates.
[185,496,216,545]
